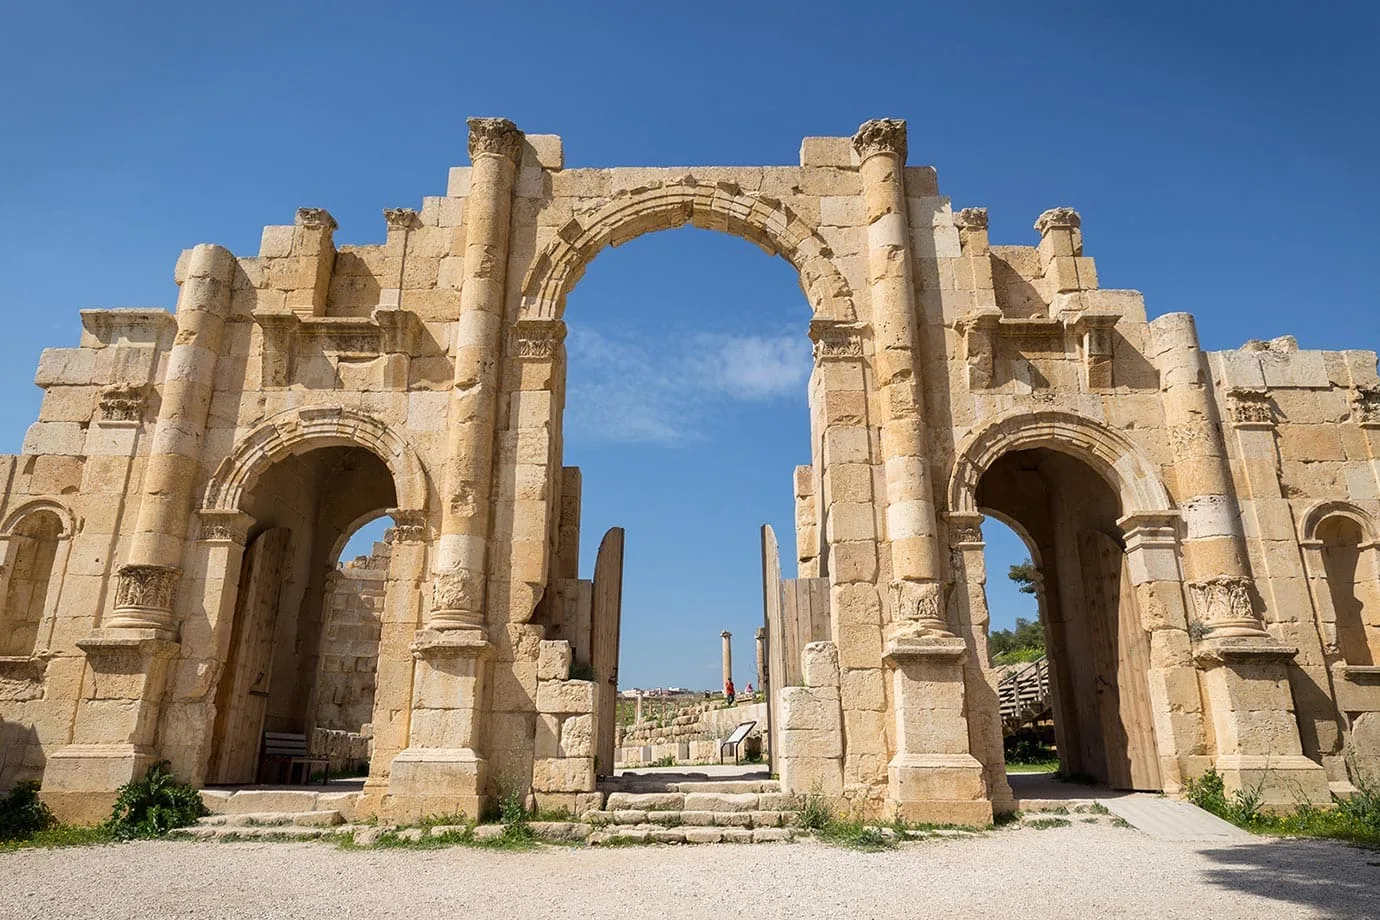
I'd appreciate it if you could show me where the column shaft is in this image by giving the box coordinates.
[1149,312,1267,637]
[432,118,523,631]
[852,119,947,637]
[107,244,235,635]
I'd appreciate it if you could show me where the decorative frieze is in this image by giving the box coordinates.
[808,320,866,362]
[509,319,566,360]
[98,384,147,423]
[387,510,427,544]
[196,510,252,545]
[1226,387,1275,426]
[851,118,907,162]
[1353,386,1380,427]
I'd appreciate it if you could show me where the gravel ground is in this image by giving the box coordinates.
[3,824,1378,920]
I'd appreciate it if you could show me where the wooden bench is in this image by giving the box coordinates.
[719,721,757,765]
[258,731,330,785]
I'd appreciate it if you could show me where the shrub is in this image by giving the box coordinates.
[796,788,832,831]
[496,788,533,843]
[107,762,207,840]
[0,781,55,842]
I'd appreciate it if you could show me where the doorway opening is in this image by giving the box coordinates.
[977,447,1162,792]
[207,445,396,786]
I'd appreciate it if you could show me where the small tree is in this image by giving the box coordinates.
[1008,559,1038,595]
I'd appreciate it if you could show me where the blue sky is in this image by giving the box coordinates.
[1,2,1375,688]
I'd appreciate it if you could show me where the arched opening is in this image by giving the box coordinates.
[206,445,397,785]
[0,509,63,657]
[1317,515,1377,666]
[542,224,813,778]
[979,514,1058,776]
[976,447,1162,791]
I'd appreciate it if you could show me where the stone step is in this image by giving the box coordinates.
[581,808,794,828]
[200,789,362,818]
[196,810,344,828]
[590,826,793,845]
[177,824,343,841]
[666,781,778,794]
[604,792,685,811]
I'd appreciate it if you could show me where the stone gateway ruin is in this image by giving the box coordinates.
[1,117,1376,825]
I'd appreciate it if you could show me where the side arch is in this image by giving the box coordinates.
[518,179,858,322]
[948,409,1173,517]
[1,500,77,539]
[202,406,429,515]
[1300,500,1378,544]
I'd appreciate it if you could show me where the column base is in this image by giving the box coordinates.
[1214,754,1331,809]
[383,748,487,822]
[886,753,993,827]
[40,743,158,825]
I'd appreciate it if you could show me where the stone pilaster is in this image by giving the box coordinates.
[431,117,523,634]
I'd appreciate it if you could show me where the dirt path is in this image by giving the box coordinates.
[3,823,1377,920]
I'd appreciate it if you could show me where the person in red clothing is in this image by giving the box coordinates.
[724,677,736,705]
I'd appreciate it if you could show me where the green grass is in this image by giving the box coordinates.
[816,818,895,850]
[1005,761,1060,774]
[1184,766,1380,849]
[1025,817,1071,829]
[0,823,115,851]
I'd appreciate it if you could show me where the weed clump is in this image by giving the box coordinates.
[107,761,208,840]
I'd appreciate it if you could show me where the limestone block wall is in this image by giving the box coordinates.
[617,699,768,765]
[0,308,176,792]
[310,542,388,733]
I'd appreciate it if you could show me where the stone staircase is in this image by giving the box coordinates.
[185,788,361,841]
[186,781,801,844]
[578,778,798,843]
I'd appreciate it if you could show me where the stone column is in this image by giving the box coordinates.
[721,630,733,691]
[1148,313,1266,638]
[430,117,524,633]
[105,244,235,638]
[634,690,643,725]
[1149,313,1329,805]
[854,119,987,824]
[853,119,948,637]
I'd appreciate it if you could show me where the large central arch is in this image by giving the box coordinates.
[518,179,858,323]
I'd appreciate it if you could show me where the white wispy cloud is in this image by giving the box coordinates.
[564,325,810,446]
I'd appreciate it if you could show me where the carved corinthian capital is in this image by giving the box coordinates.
[383,208,418,232]
[1034,207,1081,234]
[467,117,524,164]
[954,207,989,230]
[1186,575,1268,638]
[852,118,908,163]
[888,579,953,640]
